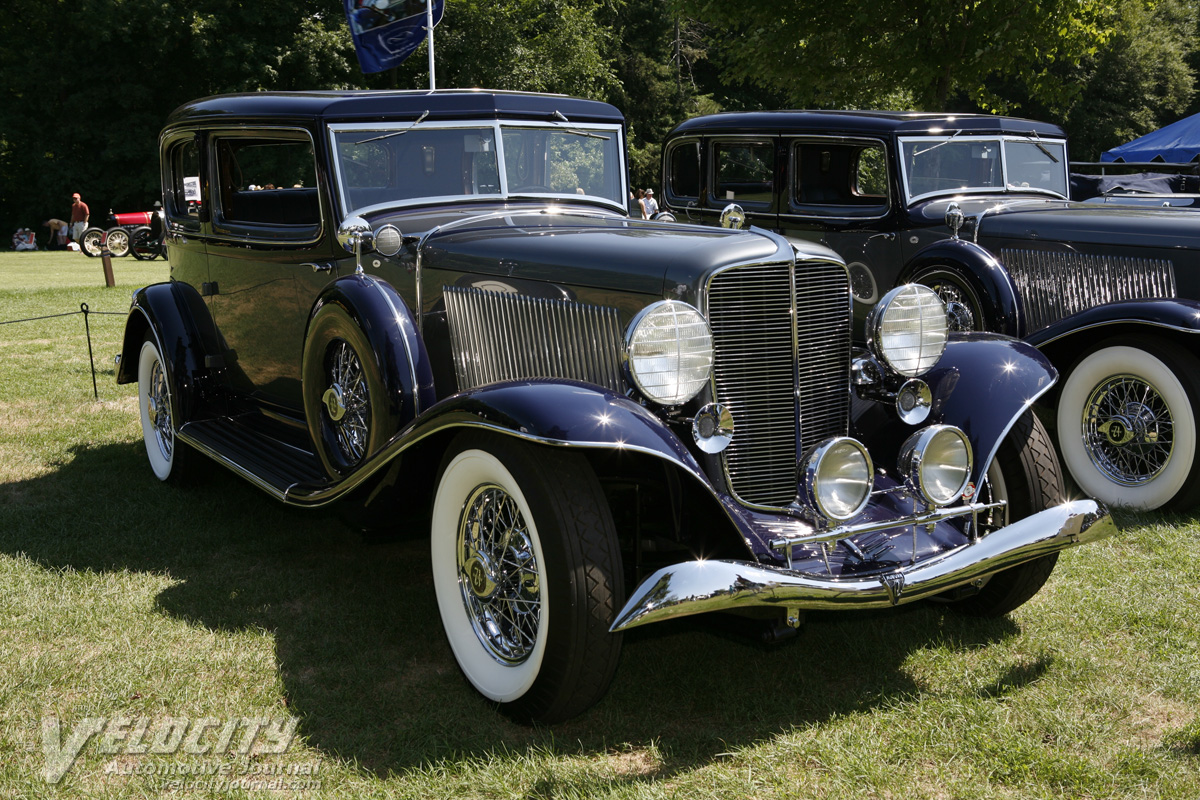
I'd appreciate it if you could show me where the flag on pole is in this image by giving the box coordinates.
[344,0,444,74]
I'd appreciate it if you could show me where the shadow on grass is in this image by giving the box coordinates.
[1,442,1031,783]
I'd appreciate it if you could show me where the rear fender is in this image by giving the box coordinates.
[117,281,221,427]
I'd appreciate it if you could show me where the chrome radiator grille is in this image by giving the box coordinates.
[443,286,624,392]
[707,260,852,508]
[1001,248,1176,333]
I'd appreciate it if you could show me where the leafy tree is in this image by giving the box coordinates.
[0,0,355,239]
[667,0,1116,112]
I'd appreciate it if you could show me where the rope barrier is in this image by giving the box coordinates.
[0,305,128,400]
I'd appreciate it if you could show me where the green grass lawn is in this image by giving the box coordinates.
[1,249,1198,798]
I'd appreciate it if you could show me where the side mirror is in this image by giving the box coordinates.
[719,203,746,230]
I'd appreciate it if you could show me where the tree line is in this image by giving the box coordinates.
[1,0,1195,240]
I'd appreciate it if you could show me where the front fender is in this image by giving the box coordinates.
[1025,298,1200,349]
[286,380,713,506]
[854,335,1058,487]
[899,238,1022,337]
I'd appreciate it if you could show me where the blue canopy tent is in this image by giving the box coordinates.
[1102,113,1200,163]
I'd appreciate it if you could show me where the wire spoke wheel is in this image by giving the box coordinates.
[1082,373,1173,486]
[458,484,542,664]
[147,356,174,463]
[324,340,370,464]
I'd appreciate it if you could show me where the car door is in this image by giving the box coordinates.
[204,128,340,411]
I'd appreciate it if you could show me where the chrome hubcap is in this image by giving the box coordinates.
[326,341,368,462]
[457,484,541,665]
[1083,374,1172,486]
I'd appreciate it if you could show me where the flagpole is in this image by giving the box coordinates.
[426,0,436,91]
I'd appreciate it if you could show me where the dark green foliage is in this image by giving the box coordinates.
[3,0,1200,237]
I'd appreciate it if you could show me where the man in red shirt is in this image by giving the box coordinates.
[69,193,90,242]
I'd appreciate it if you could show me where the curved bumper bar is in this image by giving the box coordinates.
[610,499,1114,632]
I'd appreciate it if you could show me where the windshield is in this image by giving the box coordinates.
[329,121,626,215]
[899,135,1068,203]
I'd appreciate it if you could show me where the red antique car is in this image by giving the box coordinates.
[80,207,165,260]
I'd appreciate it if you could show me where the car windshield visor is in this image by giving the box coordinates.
[330,121,624,214]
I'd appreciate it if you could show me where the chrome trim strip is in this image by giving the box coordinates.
[1033,317,1200,348]
[611,499,1114,631]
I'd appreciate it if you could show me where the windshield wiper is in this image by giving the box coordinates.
[550,110,610,141]
[910,128,963,157]
[1020,130,1060,163]
[354,110,430,145]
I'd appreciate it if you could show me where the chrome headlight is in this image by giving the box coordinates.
[898,425,972,507]
[626,300,713,405]
[867,284,948,377]
[801,437,874,522]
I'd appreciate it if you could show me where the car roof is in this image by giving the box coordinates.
[669,110,1065,138]
[165,89,625,127]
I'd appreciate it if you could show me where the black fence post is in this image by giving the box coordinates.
[81,302,98,400]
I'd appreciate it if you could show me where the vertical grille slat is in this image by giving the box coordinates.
[1001,248,1176,333]
[444,287,624,393]
[708,260,852,508]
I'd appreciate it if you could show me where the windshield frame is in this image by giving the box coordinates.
[327,119,628,218]
[897,134,1070,205]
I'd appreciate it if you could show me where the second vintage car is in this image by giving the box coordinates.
[118,91,1111,723]
[662,110,1200,511]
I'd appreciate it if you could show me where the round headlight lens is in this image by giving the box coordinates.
[868,284,949,377]
[898,425,973,507]
[801,437,874,522]
[626,300,713,405]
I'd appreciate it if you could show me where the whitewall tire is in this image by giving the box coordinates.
[431,433,622,722]
[137,334,189,482]
[1056,339,1200,510]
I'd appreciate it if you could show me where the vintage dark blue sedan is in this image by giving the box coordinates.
[662,110,1200,511]
[118,92,1111,722]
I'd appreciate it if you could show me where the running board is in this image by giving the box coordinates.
[179,417,329,501]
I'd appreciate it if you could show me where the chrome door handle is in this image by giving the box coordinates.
[303,262,333,273]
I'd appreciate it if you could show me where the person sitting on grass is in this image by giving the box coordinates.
[13,228,37,251]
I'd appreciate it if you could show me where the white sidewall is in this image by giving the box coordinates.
[1057,345,1195,509]
[137,340,174,481]
[431,448,549,703]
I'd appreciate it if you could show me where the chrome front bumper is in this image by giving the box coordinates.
[610,499,1114,632]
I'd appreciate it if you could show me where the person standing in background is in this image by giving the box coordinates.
[643,188,658,218]
[69,193,89,242]
[635,188,648,219]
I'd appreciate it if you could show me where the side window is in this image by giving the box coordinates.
[791,140,889,217]
[212,134,320,239]
[667,141,700,200]
[712,142,774,207]
[165,137,202,230]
